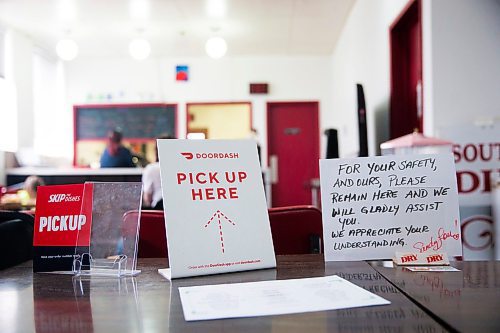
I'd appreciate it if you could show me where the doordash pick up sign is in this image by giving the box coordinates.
[157,139,276,279]
[33,183,93,272]
[319,154,462,261]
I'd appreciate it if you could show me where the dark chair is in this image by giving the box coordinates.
[0,210,34,269]
[123,210,167,258]
[268,205,323,255]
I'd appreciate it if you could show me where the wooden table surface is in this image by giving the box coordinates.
[370,261,500,333]
[0,255,450,333]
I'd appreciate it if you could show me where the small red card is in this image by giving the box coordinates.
[33,183,93,272]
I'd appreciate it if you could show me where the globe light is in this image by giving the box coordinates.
[129,38,151,60]
[56,39,79,61]
[205,37,227,59]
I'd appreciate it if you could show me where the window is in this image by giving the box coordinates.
[0,77,17,151]
[0,27,17,152]
[0,25,5,78]
[32,52,70,158]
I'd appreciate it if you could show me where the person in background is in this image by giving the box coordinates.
[23,175,45,201]
[251,128,262,165]
[100,128,135,168]
[142,135,174,209]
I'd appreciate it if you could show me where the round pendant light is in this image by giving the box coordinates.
[205,36,227,59]
[56,38,79,61]
[129,38,151,60]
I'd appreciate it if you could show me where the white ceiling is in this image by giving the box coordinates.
[0,0,355,58]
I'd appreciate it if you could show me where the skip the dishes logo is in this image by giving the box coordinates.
[48,193,81,203]
[180,152,239,160]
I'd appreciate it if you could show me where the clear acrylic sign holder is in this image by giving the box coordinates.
[73,182,143,277]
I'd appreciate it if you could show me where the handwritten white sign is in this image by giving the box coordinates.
[157,139,276,279]
[319,154,462,261]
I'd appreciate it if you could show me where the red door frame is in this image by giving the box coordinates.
[389,0,423,139]
[266,101,320,207]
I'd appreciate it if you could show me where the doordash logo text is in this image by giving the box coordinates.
[180,152,239,160]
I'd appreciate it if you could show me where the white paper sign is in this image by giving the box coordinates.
[157,139,276,279]
[319,153,462,261]
[179,275,390,321]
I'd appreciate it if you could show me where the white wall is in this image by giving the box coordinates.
[330,0,500,157]
[66,55,333,165]
[3,0,499,176]
[328,0,410,157]
[429,0,500,132]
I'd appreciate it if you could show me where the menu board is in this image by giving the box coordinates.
[74,104,176,140]
[319,154,462,261]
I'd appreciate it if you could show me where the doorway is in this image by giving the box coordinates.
[267,102,319,207]
[186,102,252,139]
[390,0,423,138]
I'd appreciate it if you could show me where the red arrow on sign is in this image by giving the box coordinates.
[204,210,236,253]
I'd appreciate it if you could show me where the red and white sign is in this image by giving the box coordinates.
[157,139,276,279]
[393,252,450,266]
[439,124,499,260]
[33,183,93,272]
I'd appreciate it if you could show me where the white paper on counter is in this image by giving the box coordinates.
[404,266,460,272]
[178,275,390,321]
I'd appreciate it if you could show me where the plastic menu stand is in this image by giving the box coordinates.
[73,182,143,277]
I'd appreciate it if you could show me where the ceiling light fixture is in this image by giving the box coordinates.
[205,36,227,59]
[206,0,227,18]
[56,38,79,61]
[57,0,77,21]
[129,38,151,60]
[129,0,151,20]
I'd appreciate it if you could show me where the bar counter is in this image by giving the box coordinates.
[1,255,449,333]
[3,255,499,332]
[371,260,500,333]
[6,167,143,186]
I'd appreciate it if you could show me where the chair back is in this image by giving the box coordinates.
[124,206,323,257]
[0,210,34,269]
[123,210,167,258]
[268,205,323,255]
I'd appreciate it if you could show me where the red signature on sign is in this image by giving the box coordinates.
[413,227,460,253]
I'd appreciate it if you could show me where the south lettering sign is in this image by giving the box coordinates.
[438,124,499,260]
[158,139,276,279]
[319,154,462,261]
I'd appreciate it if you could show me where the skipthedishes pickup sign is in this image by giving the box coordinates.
[319,153,462,261]
[33,183,93,272]
[157,139,276,279]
